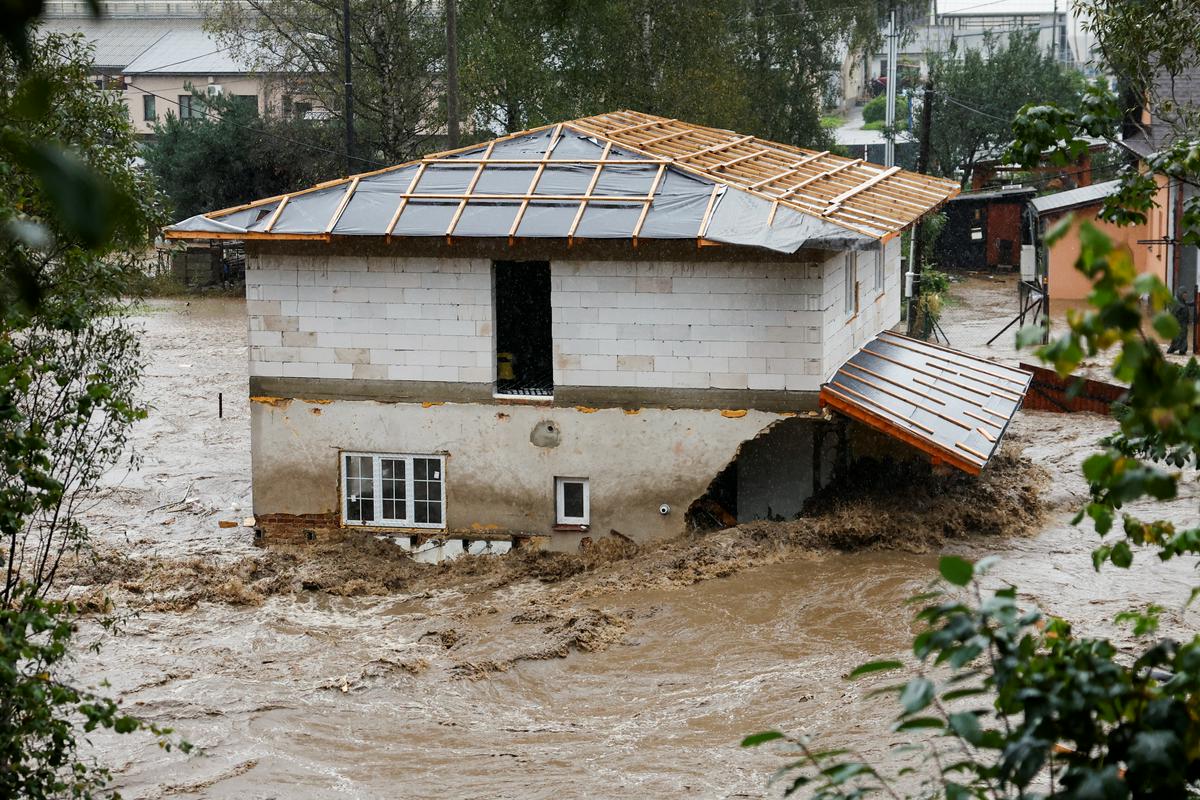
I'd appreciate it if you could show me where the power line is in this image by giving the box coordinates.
[940,93,1013,122]
[127,46,232,74]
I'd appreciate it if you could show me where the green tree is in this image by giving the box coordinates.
[144,89,344,220]
[2,27,187,798]
[205,0,445,164]
[460,0,903,148]
[924,30,1084,187]
[744,2,1200,795]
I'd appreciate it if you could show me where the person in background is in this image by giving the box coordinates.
[1168,286,1192,355]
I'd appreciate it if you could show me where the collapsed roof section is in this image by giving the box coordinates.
[165,110,960,255]
[820,331,1032,475]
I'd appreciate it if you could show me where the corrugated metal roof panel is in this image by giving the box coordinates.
[820,331,1032,475]
[1029,179,1121,215]
[123,28,248,74]
[39,17,184,69]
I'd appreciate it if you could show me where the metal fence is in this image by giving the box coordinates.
[913,270,1049,365]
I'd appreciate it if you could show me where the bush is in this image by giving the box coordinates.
[862,93,909,125]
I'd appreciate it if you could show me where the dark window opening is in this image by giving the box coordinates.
[494,260,553,397]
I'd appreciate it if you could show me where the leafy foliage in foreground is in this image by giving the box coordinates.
[745,2,1200,794]
[1,596,190,800]
[2,25,188,800]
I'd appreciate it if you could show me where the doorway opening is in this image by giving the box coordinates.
[494,260,553,397]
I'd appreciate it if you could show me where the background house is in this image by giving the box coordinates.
[41,0,313,135]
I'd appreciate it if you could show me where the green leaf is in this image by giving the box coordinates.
[1152,311,1181,341]
[113,715,139,734]
[894,716,945,731]
[899,678,935,714]
[947,711,983,745]
[1111,540,1133,569]
[742,731,785,747]
[847,660,904,679]
[939,556,974,586]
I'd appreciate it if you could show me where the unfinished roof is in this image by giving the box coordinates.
[820,331,1032,475]
[165,111,959,255]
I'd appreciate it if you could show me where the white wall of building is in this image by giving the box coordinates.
[246,255,495,383]
[246,251,857,394]
[550,258,830,393]
[822,237,903,380]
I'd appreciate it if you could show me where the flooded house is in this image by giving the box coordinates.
[166,111,1028,551]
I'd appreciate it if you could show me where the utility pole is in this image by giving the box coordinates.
[907,78,935,336]
[446,0,459,148]
[884,3,898,167]
[341,0,355,174]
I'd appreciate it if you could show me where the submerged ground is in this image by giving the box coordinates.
[66,291,1199,799]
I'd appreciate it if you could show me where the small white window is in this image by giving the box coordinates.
[342,452,444,529]
[873,248,885,294]
[555,477,590,526]
[844,252,858,316]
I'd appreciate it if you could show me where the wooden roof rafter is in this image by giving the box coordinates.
[167,110,959,245]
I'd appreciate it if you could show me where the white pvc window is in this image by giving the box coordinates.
[342,452,445,529]
[555,477,590,526]
[844,252,858,316]
[873,248,885,294]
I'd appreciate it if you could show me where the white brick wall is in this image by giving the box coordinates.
[248,254,494,382]
[248,246,899,394]
[821,238,903,381]
[551,259,831,393]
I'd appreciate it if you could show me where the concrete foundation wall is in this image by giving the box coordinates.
[551,257,831,392]
[822,237,903,380]
[735,417,840,522]
[250,397,792,548]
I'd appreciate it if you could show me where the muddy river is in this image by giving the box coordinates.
[68,297,1198,799]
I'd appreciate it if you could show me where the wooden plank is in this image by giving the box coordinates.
[566,140,612,242]
[675,135,756,162]
[262,195,290,233]
[748,152,831,189]
[384,162,428,237]
[508,123,564,239]
[631,162,667,243]
[823,166,902,213]
[323,176,360,234]
[606,117,676,136]
[426,157,666,165]
[445,140,497,237]
[821,388,982,474]
[696,184,721,239]
[835,368,972,431]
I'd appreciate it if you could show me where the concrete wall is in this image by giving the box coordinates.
[246,255,494,383]
[551,258,831,393]
[822,237,902,380]
[124,74,272,135]
[735,417,839,522]
[247,250,849,393]
[250,397,788,548]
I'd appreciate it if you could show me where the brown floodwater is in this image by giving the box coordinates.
[70,298,1199,799]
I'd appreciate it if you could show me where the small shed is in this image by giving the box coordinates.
[936,186,1036,271]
